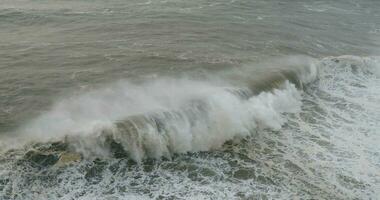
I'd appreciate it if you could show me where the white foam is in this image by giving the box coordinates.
[289,55,380,198]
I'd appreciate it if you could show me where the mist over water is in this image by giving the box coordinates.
[0,0,380,199]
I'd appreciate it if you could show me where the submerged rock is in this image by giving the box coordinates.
[24,144,81,168]
[24,150,59,167]
[55,152,82,167]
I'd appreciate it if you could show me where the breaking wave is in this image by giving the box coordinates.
[4,56,318,161]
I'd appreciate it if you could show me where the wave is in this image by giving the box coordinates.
[66,80,302,160]
[0,56,317,161]
[17,55,380,162]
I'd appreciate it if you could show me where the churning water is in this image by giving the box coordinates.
[0,0,379,199]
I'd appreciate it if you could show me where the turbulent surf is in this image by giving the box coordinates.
[0,0,379,199]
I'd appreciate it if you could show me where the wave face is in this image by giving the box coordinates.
[10,57,315,161]
[1,55,379,199]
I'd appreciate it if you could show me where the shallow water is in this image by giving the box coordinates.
[0,0,379,199]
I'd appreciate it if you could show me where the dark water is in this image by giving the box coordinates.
[0,0,379,199]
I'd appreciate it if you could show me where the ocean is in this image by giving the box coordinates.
[0,0,379,199]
